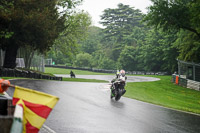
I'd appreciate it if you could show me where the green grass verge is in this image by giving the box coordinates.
[45,67,109,75]
[125,75,200,114]
[62,78,108,83]
[2,77,108,83]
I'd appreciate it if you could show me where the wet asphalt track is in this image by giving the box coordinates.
[54,74,160,82]
[7,75,200,133]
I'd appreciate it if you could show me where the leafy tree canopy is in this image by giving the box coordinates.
[47,11,92,64]
[0,0,82,68]
[100,3,144,41]
[73,53,92,68]
[173,30,200,63]
[80,26,102,54]
[144,0,200,38]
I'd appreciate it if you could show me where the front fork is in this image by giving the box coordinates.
[110,85,115,96]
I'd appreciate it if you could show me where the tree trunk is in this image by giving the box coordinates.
[3,43,19,69]
[26,51,34,69]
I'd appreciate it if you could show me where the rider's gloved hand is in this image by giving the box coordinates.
[0,79,10,93]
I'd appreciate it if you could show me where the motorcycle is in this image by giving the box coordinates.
[110,78,126,101]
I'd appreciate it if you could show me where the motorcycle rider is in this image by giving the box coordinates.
[111,69,127,98]
[116,70,120,78]
[111,70,121,83]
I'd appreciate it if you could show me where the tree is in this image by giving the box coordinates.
[100,3,144,41]
[47,11,91,65]
[73,53,92,68]
[173,30,200,63]
[138,29,178,73]
[17,46,35,69]
[98,57,116,70]
[144,0,200,63]
[144,0,200,38]
[0,0,14,39]
[123,26,147,47]
[80,26,102,54]
[99,3,144,62]
[117,45,138,71]
[0,0,81,68]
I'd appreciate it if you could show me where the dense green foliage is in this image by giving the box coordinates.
[0,0,83,68]
[76,3,179,73]
[47,1,200,74]
[0,1,14,39]
[144,0,200,63]
[47,11,91,65]
[100,3,144,42]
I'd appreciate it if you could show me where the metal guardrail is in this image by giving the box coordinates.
[178,59,200,82]
[187,80,200,91]
[172,74,200,91]
[0,68,62,81]
[45,65,168,75]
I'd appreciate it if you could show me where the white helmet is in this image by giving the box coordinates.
[120,69,125,77]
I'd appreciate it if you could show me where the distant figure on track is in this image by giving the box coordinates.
[70,70,76,78]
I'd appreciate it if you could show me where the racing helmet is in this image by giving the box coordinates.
[120,69,125,77]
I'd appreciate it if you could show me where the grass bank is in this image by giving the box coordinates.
[2,77,108,83]
[45,67,109,83]
[125,76,200,114]
[45,67,109,75]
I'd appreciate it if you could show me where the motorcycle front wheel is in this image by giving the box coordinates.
[110,89,115,99]
[115,89,122,101]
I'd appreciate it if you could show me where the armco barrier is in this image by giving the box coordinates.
[187,80,200,91]
[179,77,187,87]
[172,75,200,91]
[171,74,176,83]
[0,68,62,81]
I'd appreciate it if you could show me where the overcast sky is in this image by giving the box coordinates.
[77,0,152,27]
